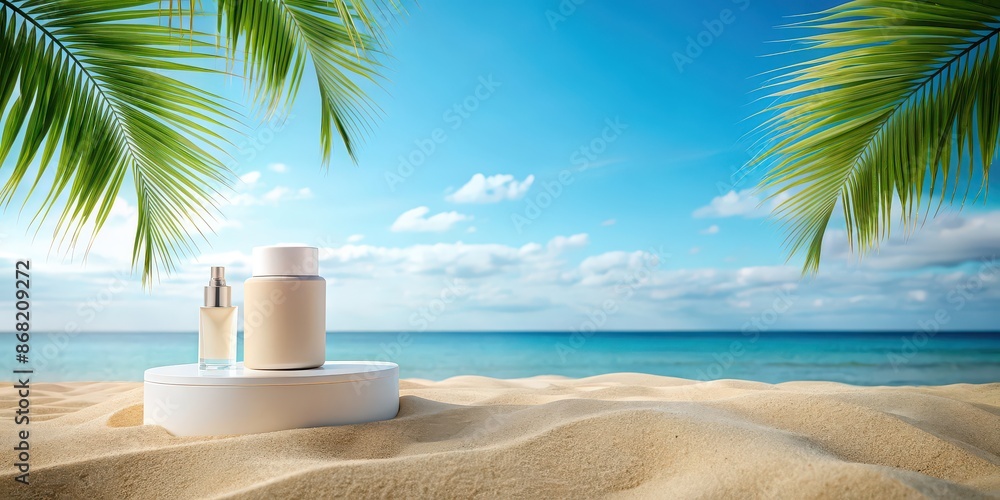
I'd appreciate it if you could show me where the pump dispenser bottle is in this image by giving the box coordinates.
[199,266,238,370]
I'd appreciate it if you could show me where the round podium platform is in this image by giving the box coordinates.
[143,361,399,436]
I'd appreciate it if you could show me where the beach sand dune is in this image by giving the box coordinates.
[1,375,998,498]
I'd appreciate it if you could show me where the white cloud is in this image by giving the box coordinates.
[269,163,288,173]
[224,169,311,206]
[228,193,256,206]
[689,246,701,255]
[601,219,617,227]
[693,189,789,218]
[573,249,660,286]
[700,224,719,235]
[446,173,535,204]
[6,219,1000,332]
[110,196,136,218]
[194,250,253,272]
[214,219,243,230]
[6,208,1000,332]
[240,171,261,185]
[347,234,365,243]
[547,233,589,253]
[823,211,1000,270]
[231,186,312,206]
[320,234,585,280]
[262,187,290,203]
[390,206,472,232]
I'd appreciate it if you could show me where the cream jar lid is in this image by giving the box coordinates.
[252,245,319,276]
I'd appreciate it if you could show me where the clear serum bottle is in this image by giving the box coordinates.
[199,266,238,370]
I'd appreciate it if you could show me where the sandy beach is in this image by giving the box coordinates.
[1,374,998,498]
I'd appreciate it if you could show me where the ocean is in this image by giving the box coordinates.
[3,331,999,385]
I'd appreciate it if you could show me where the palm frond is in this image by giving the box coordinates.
[1,0,401,285]
[0,0,237,285]
[215,0,400,164]
[750,0,1000,273]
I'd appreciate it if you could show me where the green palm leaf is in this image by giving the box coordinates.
[1,0,236,285]
[215,0,397,163]
[750,0,1000,272]
[0,0,399,285]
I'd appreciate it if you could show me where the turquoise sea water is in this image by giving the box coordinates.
[2,331,998,385]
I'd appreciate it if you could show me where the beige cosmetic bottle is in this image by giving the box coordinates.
[243,245,326,370]
[200,267,237,370]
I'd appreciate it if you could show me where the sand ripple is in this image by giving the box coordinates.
[1,375,998,499]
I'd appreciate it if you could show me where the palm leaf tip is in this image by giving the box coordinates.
[0,0,235,286]
[216,0,401,166]
[749,0,1000,273]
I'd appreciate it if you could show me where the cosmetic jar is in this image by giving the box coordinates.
[243,245,326,369]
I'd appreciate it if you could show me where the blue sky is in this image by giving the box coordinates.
[2,0,999,332]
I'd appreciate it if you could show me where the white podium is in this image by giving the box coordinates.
[143,361,399,436]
